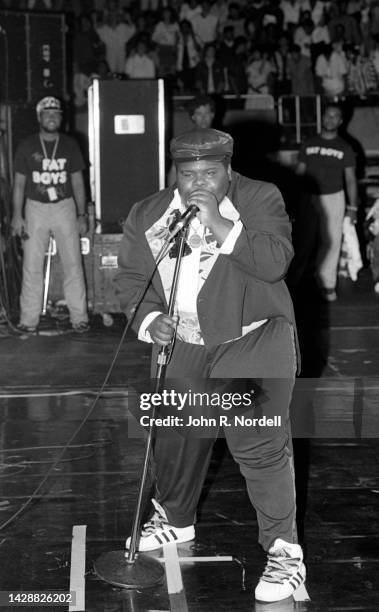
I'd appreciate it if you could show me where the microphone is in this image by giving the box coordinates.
[166,204,199,242]
[181,204,199,224]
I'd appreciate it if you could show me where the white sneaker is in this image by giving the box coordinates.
[125,499,195,552]
[374,281,379,294]
[255,539,306,603]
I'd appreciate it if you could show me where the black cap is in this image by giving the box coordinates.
[170,128,233,163]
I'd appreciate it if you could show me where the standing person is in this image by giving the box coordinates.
[246,46,276,96]
[273,34,292,96]
[176,19,201,93]
[191,0,219,47]
[194,43,225,94]
[151,7,180,79]
[296,103,358,301]
[288,43,315,94]
[365,199,379,294]
[125,38,156,79]
[96,7,135,74]
[315,41,348,98]
[11,97,89,334]
[217,25,239,93]
[115,128,306,604]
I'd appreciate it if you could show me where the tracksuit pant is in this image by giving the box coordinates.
[149,317,298,552]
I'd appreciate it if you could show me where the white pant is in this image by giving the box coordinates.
[313,190,346,289]
[20,198,88,327]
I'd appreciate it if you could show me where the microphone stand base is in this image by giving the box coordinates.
[94,550,164,589]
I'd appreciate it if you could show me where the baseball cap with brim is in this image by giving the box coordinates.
[170,128,233,163]
[36,97,62,116]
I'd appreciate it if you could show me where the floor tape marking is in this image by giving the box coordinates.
[177,556,234,562]
[69,525,87,611]
[163,543,189,612]
[330,326,379,331]
[293,582,311,601]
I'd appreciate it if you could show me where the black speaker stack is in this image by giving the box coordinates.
[0,10,67,162]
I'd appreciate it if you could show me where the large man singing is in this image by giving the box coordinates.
[114,129,306,603]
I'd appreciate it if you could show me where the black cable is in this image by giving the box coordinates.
[0,441,112,476]
[0,221,181,532]
[0,319,130,532]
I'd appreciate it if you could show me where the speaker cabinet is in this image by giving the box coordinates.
[88,79,165,233]
[0,10,67,103]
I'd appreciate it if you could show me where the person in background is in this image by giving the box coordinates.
[210,0,229,30]
[345,44,368,96]
[244,17,259,50]
[315,41,348,97]
[73,12,104,78]
[296,103,358,301]
[191,0,219,47]
[273,34,292,95]
[233,35,249,94]
[11,97,89,334]
[125,38,156,79]
[246,46,276,96]
[365,198,379,294]
[310,10,331,65]
[217,25,238,93]
[152,7,180,78]
[262,0,285,33]
[309,0,326,26]
[195,43,225,94]
[369,34,379,83]
[281,0,302,32]
[176,19,201,92]
[288,43,315,94]
[96,6,135,74]
[179,0,202,23]
[327,0,362,46]
[167,94,216,186]
[294,17,314,57]
[223,2,246,38]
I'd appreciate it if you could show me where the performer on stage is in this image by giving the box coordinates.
[115,128,306,603]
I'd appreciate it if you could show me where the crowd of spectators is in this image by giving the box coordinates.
[2,0,379,105]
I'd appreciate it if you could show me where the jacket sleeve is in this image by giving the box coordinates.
[114,202,166,333]
[227,180,294,283]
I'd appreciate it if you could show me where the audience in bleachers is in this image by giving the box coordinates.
[2,0,379,102]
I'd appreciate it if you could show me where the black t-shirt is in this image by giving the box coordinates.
[298,135,355,195]
[14,133,85,203]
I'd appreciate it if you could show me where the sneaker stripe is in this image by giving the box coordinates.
[289,573,303,589]
[162,532,171,543]
[155,535,164,545]
[168,529,178,541]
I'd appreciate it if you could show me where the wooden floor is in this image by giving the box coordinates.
[0,270,378,611]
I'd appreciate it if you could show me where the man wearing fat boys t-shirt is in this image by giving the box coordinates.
[11,96,89,334]
[296,103,358,301]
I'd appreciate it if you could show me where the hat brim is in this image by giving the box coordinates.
[39,108,62,113]
[173,154,231,163]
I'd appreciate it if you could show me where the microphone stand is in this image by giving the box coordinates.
[94,219,191,589]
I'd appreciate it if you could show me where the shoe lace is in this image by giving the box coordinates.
[74,322,88,331]
[141,510,168,536]
[262,548,301,584]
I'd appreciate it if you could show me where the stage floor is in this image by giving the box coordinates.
[0,271,378,611]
